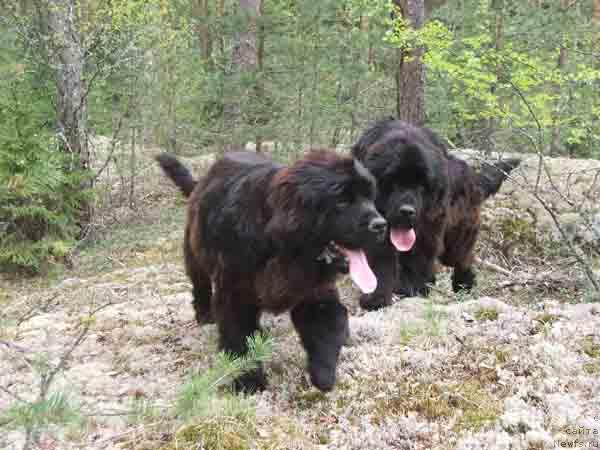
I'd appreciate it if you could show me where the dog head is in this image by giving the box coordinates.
[267,150,386,293]
[352,119,449,253]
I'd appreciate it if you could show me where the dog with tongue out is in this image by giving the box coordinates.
[351,119,449,310]
[352,118,520,310]
[157,149,385,394]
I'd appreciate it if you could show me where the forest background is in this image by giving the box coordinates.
[1,0,600,272]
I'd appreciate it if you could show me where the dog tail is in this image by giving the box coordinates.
[477,158,521,200]
[156,153,196,197]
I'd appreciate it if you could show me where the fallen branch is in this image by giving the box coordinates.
[497,269,569,290]
[475,257,513,277]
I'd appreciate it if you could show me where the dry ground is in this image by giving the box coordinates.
[1,144,599,450]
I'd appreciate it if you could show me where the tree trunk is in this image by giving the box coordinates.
[194,0,213,67]
[550,44,567,156]
[550,0,569,156]
[47,0,88,162]
[485,0,504,155]
[223,0,261,152]
[593,0,600,45]
[255,0,265,152]
[46,0,91,227]
[218,0,226,56]
[394,0,426,126]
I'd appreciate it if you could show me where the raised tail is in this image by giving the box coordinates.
[477,158,521,200]
[156,153,196,197]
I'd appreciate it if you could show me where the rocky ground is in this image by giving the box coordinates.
[1,144,599,450]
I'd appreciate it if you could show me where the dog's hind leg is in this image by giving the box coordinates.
[184,238,214,325]
[189,268,214,325]
[444,247,477,293]
[441,226,478,293]
[213,275,266,393]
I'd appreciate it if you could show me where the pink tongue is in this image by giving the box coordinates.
[390,228,416,252]
[337,246,377,294]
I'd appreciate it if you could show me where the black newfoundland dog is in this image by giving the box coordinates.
[157,150,386,392]
[352,118,520,310]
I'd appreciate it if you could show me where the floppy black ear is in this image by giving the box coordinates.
[477,158,521,199]
[352,116,397,161]
[265,187,323,253]
[265,207,301,247]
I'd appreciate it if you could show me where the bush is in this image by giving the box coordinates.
[0,73,91,274]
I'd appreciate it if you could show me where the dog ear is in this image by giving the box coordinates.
[477,158,521,199]
[265,183,319,251]
[265,207,301,246]
[426,157,449,199]
[267,168,339,252]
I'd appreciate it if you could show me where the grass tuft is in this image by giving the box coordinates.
[373,378,502,432]
[474,307,500,322]
[582,337,600,359]
[530,313,560,335]
[162,418,255,450]
[1,391,81,431]
[176,332,273,419]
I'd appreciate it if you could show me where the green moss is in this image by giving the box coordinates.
[453,381,501,431]
[474,307,499,322]
[0,289,9,305]
[316,431,330,445]
[494,349,511,364]
[499,216,537,250]
[160,420,255,450]
[530,313,560,335]
[583,362,600,374]
[398,320,424,345]
[582,337,600,359]
[373,379,501,431]
[536,313,560,325]
[374,382,453,422]
[423,302,447,337]
[293,389,328,409]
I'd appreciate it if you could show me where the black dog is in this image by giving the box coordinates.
[157,150,386,392]
[352,118,520,309]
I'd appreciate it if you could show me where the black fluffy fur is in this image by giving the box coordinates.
[352,118,520,309]
[157,150,385,392]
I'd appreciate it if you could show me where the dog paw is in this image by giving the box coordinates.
[232,370,267,394]
[359,293,391,311]
[452,268,476,293]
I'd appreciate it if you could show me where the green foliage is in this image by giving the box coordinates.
[473,307,499,322]
[2,0,600,275]
[387,0,600,156]
[582,336,600,359]
[423,300,447,337]
[1,392,81,431]
[169,418,257,450]
[0,73,91,273]
[127,397,160,425]
[176,332,274,419]
[530,313,561,335]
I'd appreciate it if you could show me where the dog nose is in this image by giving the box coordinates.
[368,217,387,234]
[399,205,416,219]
